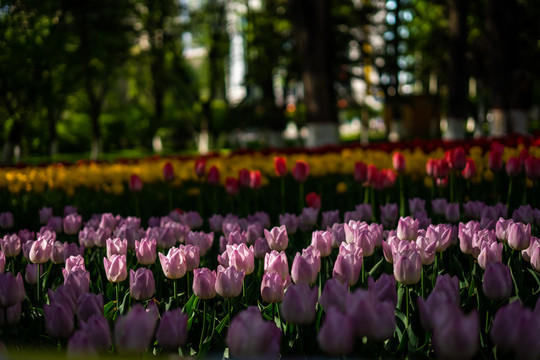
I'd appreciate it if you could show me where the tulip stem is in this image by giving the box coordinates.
[405,285,410,327]
[168,187,173,212]
[299,182,304,213]
[275,303,285,335]
[507,177,513,213]
[115,283,120,319]
[186,272,191,299]
[134,194,140,218]
[36,263,41,306]
[399,174,405,217]
[174,279,179,309]
[199,300,207,352]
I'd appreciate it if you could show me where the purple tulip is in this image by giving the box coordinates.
[39,207,53,224]
[114,304,157,355]
[103,255,127,283]
[129,268,155,301]
[329,223,346,248]
[1,234,21,257]
[192,268,217,300]
[431,198,448,216]
[321,210,340,229]
[220,243,254,275]
[513,205,534,224]
[179,211,203,229]
[445,203,460,223]
[159,247,187,280]
[317,308,354,356]
[47,216,64,233]
[77,293,104,326]
[370,301,396,342]
[245,222,264,245]
[208,214,224,233]
[482,262,512,301]
[65,255,85,273]
[0,212,14,229]
[0,272,25,308]
[261,272,285,303]
[44,300,75,339]
[156,309,188,350]
[458,221,480,255]
[264,225,289,252]
[432,308,478,360]
[514,306,540,360]
[333,253,362,286]
[507,222,531,251]
[490,300,523,352]
[0,250,4,273]
[426,224,452,252]
[134,237,156,265]
[380,203,398,228]
[416,236,437,265]
[215,265,244,298]
[300,207,319,228]
[50,241,66,264]
[409,198,426,214]
[280,283,318,325]
[186,231,214,257]
[63,214,82,235]
[25,263,41,285]
[368,274,397,307]
[311,230,333,257]
[522,236,539,262]
[319,277,348,312]
[63,267,91,299]
[477,241,503,270]
[227,307,281,360]
[48,285,77,314]
[79,314,112,352]
[345,288,377,338]
[67,329,99,356]
[531,246,540,272]
[254,237,271,259]
[278,213,299,234]
[1,301,22,326]
[463,200,485,220]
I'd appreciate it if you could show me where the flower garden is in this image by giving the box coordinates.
[1,135,540,359]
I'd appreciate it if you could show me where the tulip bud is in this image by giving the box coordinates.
[507,222,531,251]
[317,308,355,356]
[0,212,13,229]
[249,170,262,189]
[261,272,285,303]
[354,161,368,183]
[432,309,479,360]
[393,250,421,285]
[392,151,406,173]
[225,177,239,196]
[63,214,82,235]
[103,255,127,283]
[194,158,207,178]
[264,225,289,252]
[77,293,104,326]
[44,301,75,339]
[319,277,348,312]
[135,238,156,265]
[25,263,41,285]
[129,174,143,192]
[215,265,244,298]
[462,158,476,179]
[505,156,522,177]
[39,207,53,224]
[114,304,157,355]
[207,165,220,185]
[163,162,175,182]
[292,160,309,182]
[159,247,187,280]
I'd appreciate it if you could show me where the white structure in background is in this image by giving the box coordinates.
[225,1,248,105]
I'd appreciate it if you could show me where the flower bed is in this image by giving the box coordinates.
[0,136,540,359]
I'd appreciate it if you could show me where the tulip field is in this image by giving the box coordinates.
[1,135,540,359]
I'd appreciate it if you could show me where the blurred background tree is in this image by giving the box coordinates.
[1,0,540,164]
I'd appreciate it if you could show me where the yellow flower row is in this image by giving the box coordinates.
[0,144,538,195]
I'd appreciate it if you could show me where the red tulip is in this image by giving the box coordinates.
[274,156,287,177]
[462,158,476,179]
[354,161,368,183]
[238,168,251,187]
[489,148,504,172]
[292,160,309,182]
[506,156,522,177]
[250,170,262,189]
[445,147,467,171]
[207,165,220,185]
[392,152,406,173]
[225,177,239,196]
[163,162,175,182]
[194,158,207,178]
[524,155,540,180]
[305,192,321,209]
[129,174,143,192]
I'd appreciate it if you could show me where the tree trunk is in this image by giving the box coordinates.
[290,0,338,147]
[445,0,469,140]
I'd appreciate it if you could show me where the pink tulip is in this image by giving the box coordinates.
[317,308,355,356]
[63,214,82,235]
[393,250,421,285]
[29,238,52,264]
[156,309,188,350]
[227,307,281,360]
[182,244,200,271]
[416,236,437,265]
[292,160,309,182]
[530,246,540,272]
[135,238,156,265]
[106,238,127,259]
[392,151,406,173]
[129,268,155,301]
[254,237,271,259]
[264,225,289,251]
[63,267,90,299]
[477,241,503,270]
[396,216,419,241]
[311,230,332,257]
[426,224,452,252]
[215,265,244,298]
[280,283,318,325]
[261,272,285,303]
[103,255,127,283]
[50,241,67,264]
[159,247,187,280]
[458,221,480,255]
[192,268,217,300]
[482,262,512,301]
[264,250,290,286]
[225,243,254,275]
[25,263,40,285]
[249,170,262,189]
[507,222,531,251]
[0,250,4,273]
[291,247,320,286]
[333,253,362,287]
[114,304,157,355]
